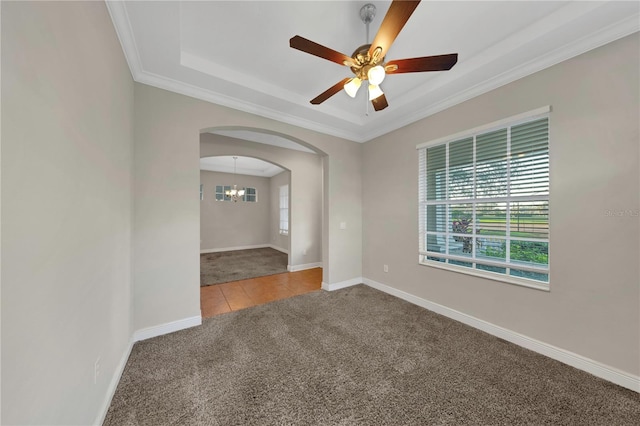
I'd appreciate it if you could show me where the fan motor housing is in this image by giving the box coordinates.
[350,44,385,80]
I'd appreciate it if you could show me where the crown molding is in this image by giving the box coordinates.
[360,11,640,142]
[105,1,142,78]
[106,1,364,142]
[180,51,364,125]
[135,69,365,142]
[107,1,639,145]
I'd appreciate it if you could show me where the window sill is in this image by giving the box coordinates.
[419,260,550,292]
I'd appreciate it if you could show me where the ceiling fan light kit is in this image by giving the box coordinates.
[368,84,384,101]
[367,65,386,86]
[344,77,362,98]
[289,0,458,112]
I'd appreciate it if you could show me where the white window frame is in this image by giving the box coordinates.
[215,185,230,201]
[279,184,289,235]
[243,187,258,203]
[417,106,551,291]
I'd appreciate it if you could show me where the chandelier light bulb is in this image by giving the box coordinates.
[367,65,386,86]
[344,77,362,98]
[368,84,384,101]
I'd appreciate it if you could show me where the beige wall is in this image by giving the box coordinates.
[270,171,291,253]
[134,84,362,331]
[4,3,634,424]
[200,170,271,251]
[1,2,134,425]
[200,134,321,268]
[362,33,640,375]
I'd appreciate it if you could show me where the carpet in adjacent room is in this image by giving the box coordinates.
[200,247,288,286]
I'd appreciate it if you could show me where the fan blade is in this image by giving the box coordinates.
[368,0,421,59]
[290,36,355,67]
[386,54,458,74]
[371,93,389,111]
[311,78,352,105]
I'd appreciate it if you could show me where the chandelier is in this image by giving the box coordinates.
[225,156,245,202]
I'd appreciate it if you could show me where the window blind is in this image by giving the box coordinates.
[418,114,550,287]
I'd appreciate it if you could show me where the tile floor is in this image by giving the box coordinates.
[200,267,322,318]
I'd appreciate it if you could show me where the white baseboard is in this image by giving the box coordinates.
[288,262,322,272]
[132,315,202,342]
[200,244,269,254]
[362,277,640,393]
[269,244,288,254]
[201,244,290,254]
[95,314,202,424]
[93,340,134,426]
[321,277,363,291]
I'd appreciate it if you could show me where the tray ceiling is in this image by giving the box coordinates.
[200,156,285,178]
[107,1,639,143]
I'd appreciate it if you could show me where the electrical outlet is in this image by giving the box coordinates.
[94,357,101,384]
[303,249,307,255]
[383,264,389,273]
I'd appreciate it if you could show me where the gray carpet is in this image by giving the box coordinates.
[200,247,288,286]
[104,285,640,425]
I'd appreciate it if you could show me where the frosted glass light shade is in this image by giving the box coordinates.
[344,78,361,98]
[368,84,384,100]
[226,185,245,197]
[367,65,386,85]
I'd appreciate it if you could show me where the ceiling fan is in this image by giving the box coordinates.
[289,0,458,111]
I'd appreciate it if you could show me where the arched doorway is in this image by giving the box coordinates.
[199,128,325,316]
[131,84,363,339]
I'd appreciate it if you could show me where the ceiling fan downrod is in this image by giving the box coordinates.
[289,0,458,112]
[359,3,377,115]
[345,2,396,108]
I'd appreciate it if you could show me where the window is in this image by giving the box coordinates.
[279,184,289,235]
[215,185,230,201]
[243,187,257,203]
[418,107,550,289]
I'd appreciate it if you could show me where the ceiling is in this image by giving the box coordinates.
[200,155,285,178]
[107,1,639,143]
[209,129,315,154]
